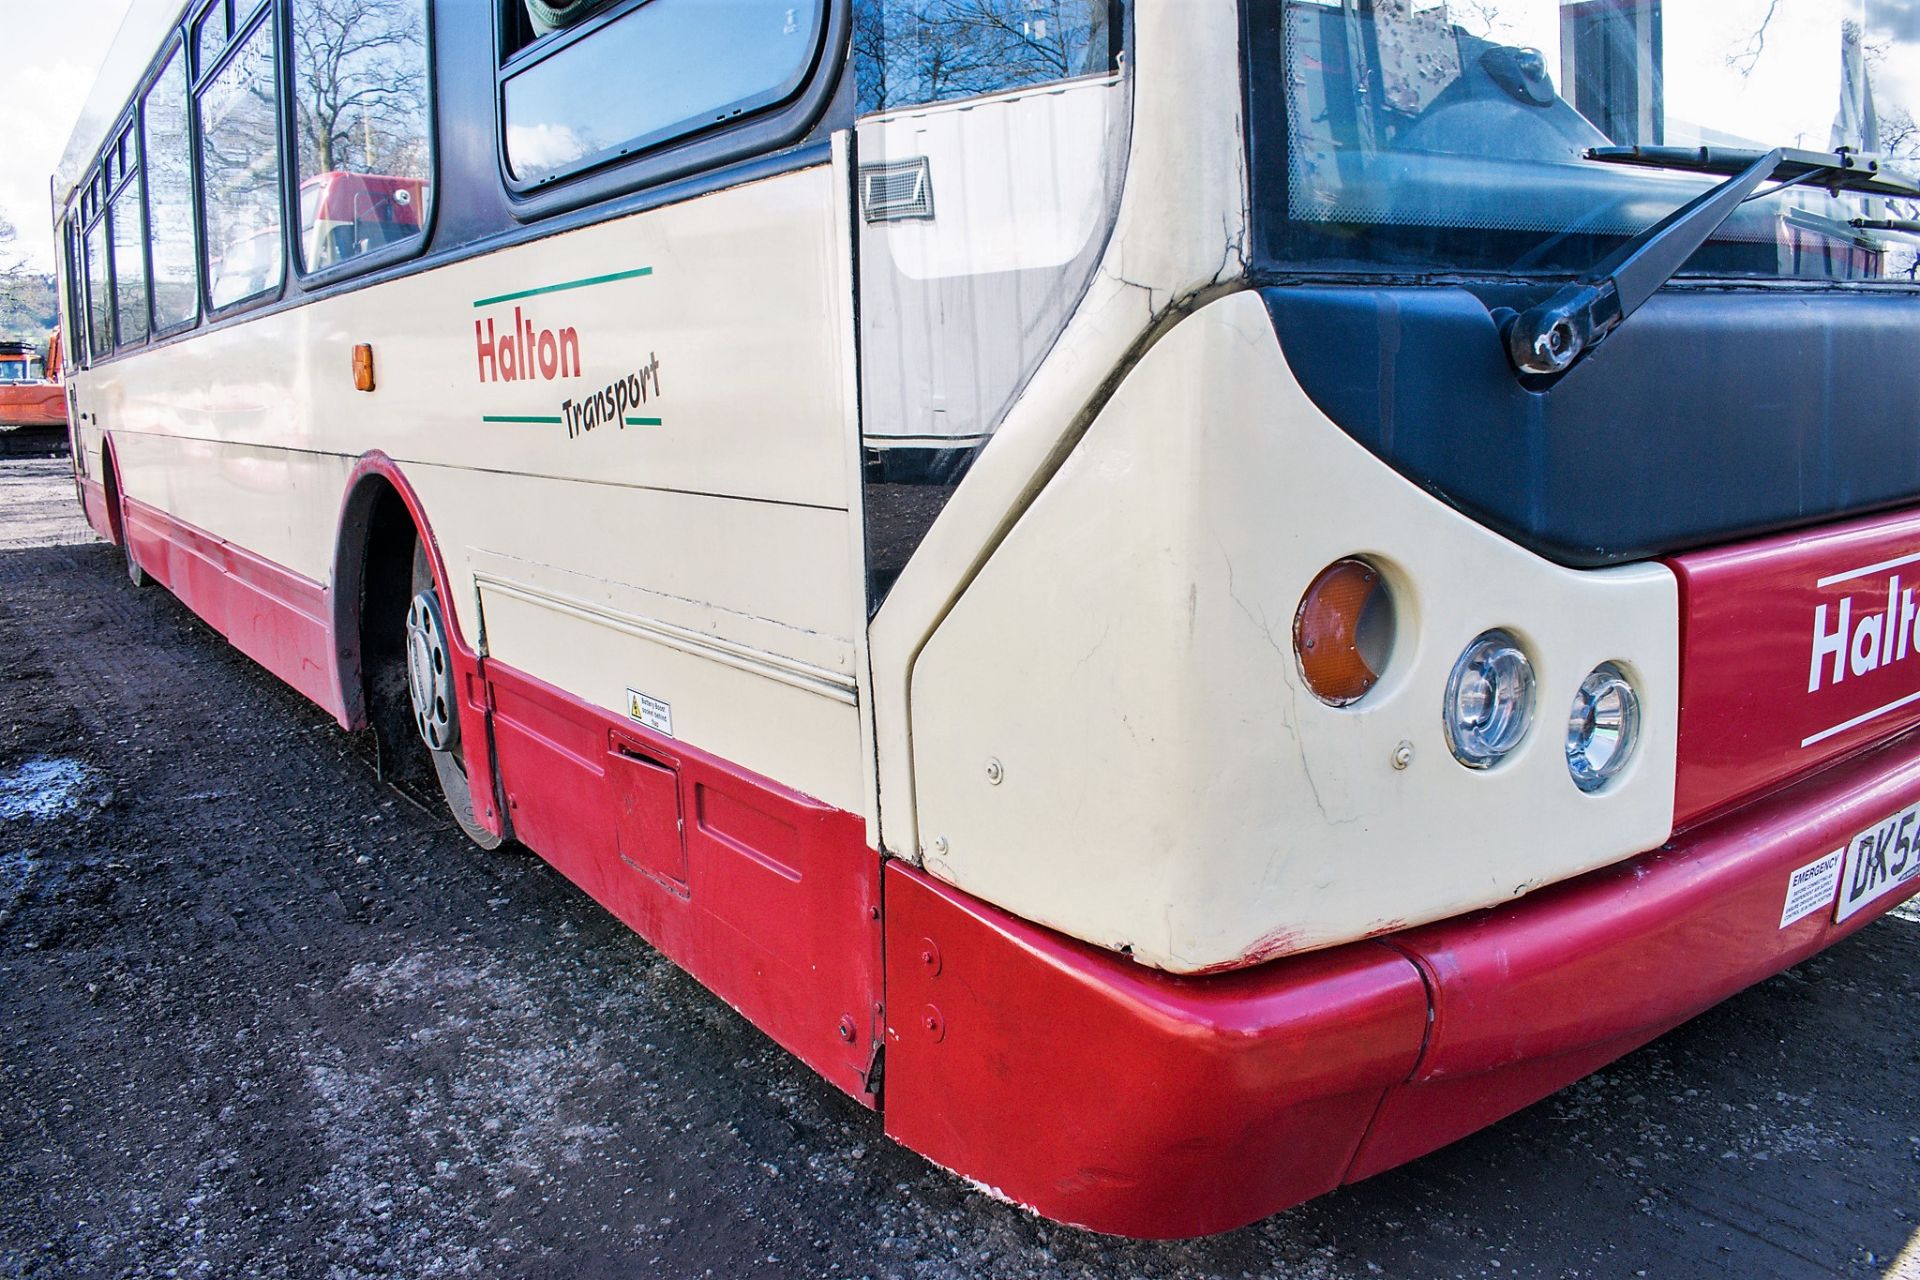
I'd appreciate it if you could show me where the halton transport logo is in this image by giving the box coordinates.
[1807,568,1920,693]
[1801,550,1920,749]
[470,265,664,439]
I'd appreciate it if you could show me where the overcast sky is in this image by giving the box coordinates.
[2,0,137,273]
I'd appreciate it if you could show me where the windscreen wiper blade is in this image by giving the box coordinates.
[1506,145,1919,377]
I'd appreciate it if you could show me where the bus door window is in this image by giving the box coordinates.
[289,0,432,274]
[145,44,199,332]
[197,7,285,310]
[851,1,1131,607]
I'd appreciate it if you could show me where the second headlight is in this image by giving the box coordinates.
[1566,662,1641,793]
[1444,630,1535,768]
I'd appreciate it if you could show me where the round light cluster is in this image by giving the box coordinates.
[1443,630,1535,768]
[1566,662,1641,792]
[1295,559,1644,791]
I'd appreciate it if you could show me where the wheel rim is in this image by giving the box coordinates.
[404,589,459,753]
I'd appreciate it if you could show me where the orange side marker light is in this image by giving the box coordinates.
[1294,558,1397,706]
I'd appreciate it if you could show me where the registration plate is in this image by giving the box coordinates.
[1835,800,1920,923]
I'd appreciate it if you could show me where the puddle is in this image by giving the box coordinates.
[0,757,94,822]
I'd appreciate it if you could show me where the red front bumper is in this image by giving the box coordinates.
[881,729,1920,1239]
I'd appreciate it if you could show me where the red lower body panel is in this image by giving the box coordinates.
[121,495,347,722]
[882,864,1428,1239]
[78,476,114,543]
[485,662,883,1102]
[882,729,1920,1239]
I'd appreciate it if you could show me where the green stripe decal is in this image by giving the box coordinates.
[624,417,662,427]
[482,415,564,424]
[472,266,653,308]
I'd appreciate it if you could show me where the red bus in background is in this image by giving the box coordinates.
[299,172,427,273]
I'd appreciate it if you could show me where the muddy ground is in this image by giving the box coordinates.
[1,454,1917,1279]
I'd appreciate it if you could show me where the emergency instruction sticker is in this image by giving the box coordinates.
[626,688,674,737]
[1780,848,1844,928]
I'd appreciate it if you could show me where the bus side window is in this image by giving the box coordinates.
[498,0,828,186]
[289,0,433,274]
[197,6,284,310]
[109,127,151,349]
[85,216,112,361]
[145,43,199,332]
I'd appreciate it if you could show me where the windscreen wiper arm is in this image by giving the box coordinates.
[1589,145,1920,198]
[1506,146,1918,376]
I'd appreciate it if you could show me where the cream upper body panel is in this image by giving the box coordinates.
[74,163,871,815]
[908,291,1680,973]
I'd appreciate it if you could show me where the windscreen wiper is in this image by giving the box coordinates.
[1505,146,1920,376]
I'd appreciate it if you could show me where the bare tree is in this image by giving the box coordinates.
[0,213,57,346]
[1728,0,1784,77]
[1449,0,1509,40]
[291,0,429,177]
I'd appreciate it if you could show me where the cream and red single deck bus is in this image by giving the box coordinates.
[50,0,1920,1238]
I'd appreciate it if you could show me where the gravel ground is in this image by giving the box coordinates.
[2,454,1919,1279]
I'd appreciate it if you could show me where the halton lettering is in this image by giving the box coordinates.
[562,353,662,440]
[475,306,582,383]
[1808,573,1920,692]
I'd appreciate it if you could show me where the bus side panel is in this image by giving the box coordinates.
[487,660,883,1103]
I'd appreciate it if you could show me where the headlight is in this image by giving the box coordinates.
[1293,558,1396,706]
[1444,630,1535,768]
[1566,662,1640,793]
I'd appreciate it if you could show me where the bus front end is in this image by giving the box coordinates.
[859,0,1920,1236]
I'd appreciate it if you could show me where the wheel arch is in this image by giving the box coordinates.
[330,452,466,729]
[329,452,507,839]
[99,432,127,546]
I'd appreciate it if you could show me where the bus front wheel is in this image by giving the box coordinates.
[405,542,504,851]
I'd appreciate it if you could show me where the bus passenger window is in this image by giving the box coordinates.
[85,220,111,359]
[109,173,150,347]
[145,45,198,331]
[198,13,284,309]
[499,0,827,185]
[290,0,432,273]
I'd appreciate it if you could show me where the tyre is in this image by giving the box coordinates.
[112,464,146,588]
[405,541,504,850]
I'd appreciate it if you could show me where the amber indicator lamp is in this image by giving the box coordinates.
[1293,558,1396,706]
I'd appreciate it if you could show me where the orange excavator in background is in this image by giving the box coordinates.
[0,332,69,455]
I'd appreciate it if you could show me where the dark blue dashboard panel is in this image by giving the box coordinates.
[1264,284,1920,567]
